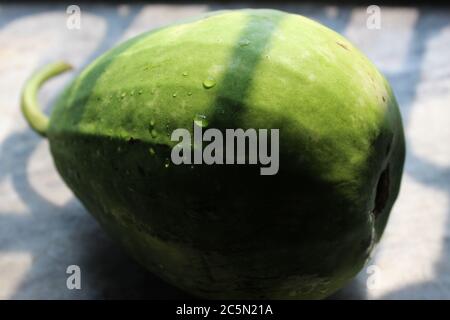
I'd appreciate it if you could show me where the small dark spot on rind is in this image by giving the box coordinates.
[336,41,350,51]
[382,96,386,102]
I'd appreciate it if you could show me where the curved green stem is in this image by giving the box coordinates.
[21,61,73,137]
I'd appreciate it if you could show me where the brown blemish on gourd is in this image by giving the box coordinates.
[336,41,350,51]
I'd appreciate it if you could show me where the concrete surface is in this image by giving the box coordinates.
[0,3,449,299]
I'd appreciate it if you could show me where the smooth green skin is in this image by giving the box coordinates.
[22,9,405,299]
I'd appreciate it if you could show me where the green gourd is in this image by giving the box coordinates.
[21,9,405,299]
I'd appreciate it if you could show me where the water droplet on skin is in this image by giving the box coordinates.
[182,71,188,77]
[148,147,156,156]
[187,92,192,96]
[147,122,157,136]
[238,39,250,46]
[194,114,208,127]
[172,93,177,97]
[130,90,135,96]
[203,77,216,89]
[121,92,126,99]
[138,89,143,95]
[164,160,170,168]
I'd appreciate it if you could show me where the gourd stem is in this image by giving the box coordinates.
[21,61,73,137]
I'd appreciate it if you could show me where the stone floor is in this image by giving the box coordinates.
[0,3,449,299]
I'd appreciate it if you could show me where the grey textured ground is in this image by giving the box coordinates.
[0,3,449,299]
